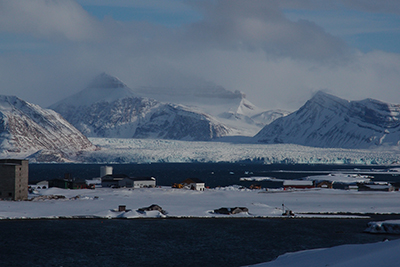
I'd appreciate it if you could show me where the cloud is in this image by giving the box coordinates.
[280,0,400,14]
[0,0,102,41]
[0,0,350,59]
[340,0,400,14]
[0,0,399,113]
[184,0,349,61]
[154,48,400,110]
[77,0,190,10]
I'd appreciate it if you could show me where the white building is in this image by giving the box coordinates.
[283,180,314,189]
[101,175,156,188]
[182,178,205,191]
[132,177,156,188]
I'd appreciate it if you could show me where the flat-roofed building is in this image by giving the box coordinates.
[0,159,29,200]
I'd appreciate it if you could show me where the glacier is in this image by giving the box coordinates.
[75,137,400,165]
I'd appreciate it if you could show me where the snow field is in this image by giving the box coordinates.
[2,187,400,219]
[252,238,400,267]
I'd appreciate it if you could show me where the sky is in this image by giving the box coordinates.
[0,0,400,110]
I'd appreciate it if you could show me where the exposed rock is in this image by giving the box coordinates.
[0,95,96,161]
[137,204,167,215]
[214,207,249,215]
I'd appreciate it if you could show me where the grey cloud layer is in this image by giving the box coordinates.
[281,0,400,14]
[0,0,399,110]
[0,0,103,41]
[0,0,349,59]
[185,0,348,60]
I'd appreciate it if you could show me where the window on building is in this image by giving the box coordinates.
[8,192,12,197]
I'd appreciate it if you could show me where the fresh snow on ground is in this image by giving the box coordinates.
[79,137,400,165]
[2,187,400,219]
[251,238,400,267]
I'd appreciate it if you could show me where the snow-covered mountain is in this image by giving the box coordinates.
[49,73,235,141]
[135,84,289,136]
[250,109,291,126]
[254,91,400,148]
[54,72,136,107]
[0,95,96,161]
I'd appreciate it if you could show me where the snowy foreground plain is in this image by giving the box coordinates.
[79,138,400,164]
[3,187,400,220]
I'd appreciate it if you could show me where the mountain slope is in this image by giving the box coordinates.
[49,74,235,141]
[254,91,400,148]
[0,95,96,161]
[135,84,289,136]
[250,109,291,126]
[50,72,135,108]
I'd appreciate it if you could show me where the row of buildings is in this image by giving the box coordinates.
[30,166,205,191]
[0,160,206,201]
[281,179,396,192]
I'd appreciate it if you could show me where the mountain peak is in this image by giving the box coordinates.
[304,91,349,110]
[255,92,400,148]
[310,90,346,102]
[87,73,128,89]
[49,73,136,108]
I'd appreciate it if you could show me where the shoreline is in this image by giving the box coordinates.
[2,213,400,221]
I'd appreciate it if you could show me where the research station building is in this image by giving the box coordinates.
[0,159,29,200]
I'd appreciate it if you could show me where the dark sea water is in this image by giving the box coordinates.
[29,163,400,188]
[14,163,400,266]
[1,217,399,267]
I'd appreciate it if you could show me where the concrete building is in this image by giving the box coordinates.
[100,166,113,178]
[0,159,29,200]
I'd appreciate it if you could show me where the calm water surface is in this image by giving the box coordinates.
[0,217,399,267]
[17,163,400,266]
[29,163,400,188]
